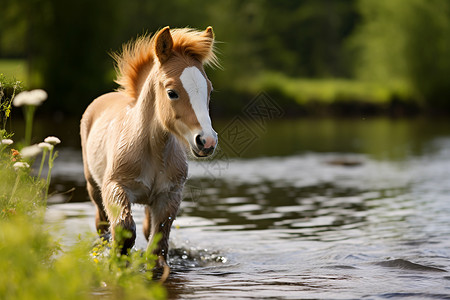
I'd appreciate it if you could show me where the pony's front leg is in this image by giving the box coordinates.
[147,193,182,266]
[102,181,136,254]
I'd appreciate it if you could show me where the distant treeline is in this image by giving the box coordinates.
[1,0,449,115]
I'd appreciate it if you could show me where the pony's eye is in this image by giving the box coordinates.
[167,90,179,100]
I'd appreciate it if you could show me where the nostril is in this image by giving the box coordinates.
[195,135,205,149]
[203,146,215,155]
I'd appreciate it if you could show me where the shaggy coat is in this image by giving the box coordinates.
[80,27,218,266]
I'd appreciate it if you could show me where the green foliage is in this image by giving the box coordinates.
[0,60,27,84]
[0,0,28,56]
[0,0,360,114]
[349,0,450,109]
[0,79,166,299]
[0,216,166,300]
[0,157,45,219]
[0,159,165,299]
[0,73,23,130]
[204,0,357,89]
[0,147,166,300]
[2,0,449,113]
[249,72,417,114]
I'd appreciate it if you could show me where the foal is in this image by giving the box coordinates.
[80,27,218,266]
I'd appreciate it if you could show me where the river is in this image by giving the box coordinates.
[35,117,450,299]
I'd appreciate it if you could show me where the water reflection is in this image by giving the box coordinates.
[42,118,450,299]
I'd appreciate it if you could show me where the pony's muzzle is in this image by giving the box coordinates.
[193,131,217,157]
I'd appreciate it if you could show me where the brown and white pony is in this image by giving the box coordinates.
[80,27,218,267]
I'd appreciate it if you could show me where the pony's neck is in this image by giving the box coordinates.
[133,70,169,157]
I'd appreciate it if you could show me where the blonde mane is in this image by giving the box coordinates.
[113,28,219,99]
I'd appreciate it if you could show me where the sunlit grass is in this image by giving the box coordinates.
[0,75,166,300]
[247,71,418,107]
[0,215,166,300]
[0,159,166,299]
[0,59,27,85]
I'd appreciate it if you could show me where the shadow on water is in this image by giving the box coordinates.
[34,117,450,299]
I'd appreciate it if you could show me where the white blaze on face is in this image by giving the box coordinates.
[179,66,215,137]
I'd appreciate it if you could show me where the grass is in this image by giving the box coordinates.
[0,214,167,300]
[244,72,420,113]
[0,59,27,85]
[0,74,166,300]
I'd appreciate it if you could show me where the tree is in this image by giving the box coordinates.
[349,0,450,110]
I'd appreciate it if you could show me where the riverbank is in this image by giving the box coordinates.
[229,72,422,117]
[2,60,447,117]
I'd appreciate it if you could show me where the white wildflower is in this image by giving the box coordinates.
[13,89,48,107]
[13,162,30,171]
[44,136,61,145]
[38,142,54,151]
[20,144,42,158]
[1,139,13,145]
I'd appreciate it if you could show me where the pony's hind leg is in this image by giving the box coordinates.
[143,205,152,241]
[83,158,109,235]
[87,180,109,234]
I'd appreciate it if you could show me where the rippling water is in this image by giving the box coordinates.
[43,118,450,299]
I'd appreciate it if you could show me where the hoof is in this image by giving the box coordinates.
[119,230,136,255]
[99,231,111,242]
[113,221,137,255]
[155,256,170,282]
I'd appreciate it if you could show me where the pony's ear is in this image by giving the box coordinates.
[154,26,173,63]
[201,26,219,67]
[202,26,215,56]
[203,26,214,40]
